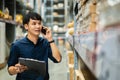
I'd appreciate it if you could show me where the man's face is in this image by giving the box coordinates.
[25,19,42,36]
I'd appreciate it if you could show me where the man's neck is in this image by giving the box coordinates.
[27,34,39,44]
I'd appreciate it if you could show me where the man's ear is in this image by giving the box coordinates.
[24,24,28,30]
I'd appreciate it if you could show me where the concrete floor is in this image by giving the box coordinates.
[49,45,68,80]
[0,44,68,80]
[0,66,16,80]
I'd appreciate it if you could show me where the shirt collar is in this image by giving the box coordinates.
[25,35,43,45]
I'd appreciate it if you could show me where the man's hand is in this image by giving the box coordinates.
[8,63,28,75]
[15,63,28,73]
[42,27,53,41]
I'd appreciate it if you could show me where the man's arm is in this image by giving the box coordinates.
[49,41,62,62]
[43,27,62,62]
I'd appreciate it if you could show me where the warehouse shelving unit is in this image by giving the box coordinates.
[43,0,69,45]
[44,0,66,28]
[0,0,35,69]
[0,0,17,69]
[67,0,120,80]
[43,0,53,27]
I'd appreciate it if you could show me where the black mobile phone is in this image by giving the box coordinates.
[41,27,46,35]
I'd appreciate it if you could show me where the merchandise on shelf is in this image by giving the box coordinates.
[68,28,74,35]
[67,21,74,28]
[44,0,65,28]
[0,10,4,18]
[66,21,74,35]
[68,0,120,80]
[3,8,12,20]
[58,3,64,8]
[98,2,120,30]
[15,14,23,24]
[74,0,97,33]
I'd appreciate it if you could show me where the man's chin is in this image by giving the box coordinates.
[34,33,40,36]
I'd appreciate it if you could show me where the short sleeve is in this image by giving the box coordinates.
[7,43,19,67]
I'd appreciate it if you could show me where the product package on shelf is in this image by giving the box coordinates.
[97,2,120,30]
[73,0,120,80]
[74,0,98,34]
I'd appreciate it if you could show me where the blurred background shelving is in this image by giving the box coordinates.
[0,0,73,71]
[0,0,42,69]
[43,0,66,29]
[0,0,74,80]
[1,0,120,80]
[66,0,120,80]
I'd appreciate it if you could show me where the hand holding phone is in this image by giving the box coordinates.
[41,26,47,35]
[41,26,53,41]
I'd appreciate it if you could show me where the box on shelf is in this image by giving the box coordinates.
[75,70,85,80]
[67,51,74,65]
[68,64,74,80]
[89,4,96,14]
[89,22,96,32]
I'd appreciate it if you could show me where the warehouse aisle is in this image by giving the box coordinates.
[0,42,68,80]
[0,66,16,80]
[49,44,68,80]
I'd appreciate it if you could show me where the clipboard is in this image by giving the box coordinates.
[19,57,46,76]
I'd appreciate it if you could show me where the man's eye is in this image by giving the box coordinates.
[38,22,41,25]
[32,22,36,25]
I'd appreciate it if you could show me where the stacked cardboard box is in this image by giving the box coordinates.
[75,0,98,33]
[67,50,74,80]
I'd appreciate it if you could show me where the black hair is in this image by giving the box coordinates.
[23,12,42,25]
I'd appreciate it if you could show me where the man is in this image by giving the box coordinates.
[7,12,62,80]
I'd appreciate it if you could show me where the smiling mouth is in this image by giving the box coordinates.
[35,30,40,32]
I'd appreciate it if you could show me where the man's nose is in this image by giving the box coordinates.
[36,24,41,28]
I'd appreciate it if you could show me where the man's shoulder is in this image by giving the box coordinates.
[12,37,26,45]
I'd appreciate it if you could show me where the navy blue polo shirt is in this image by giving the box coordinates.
[7,36,58,80]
